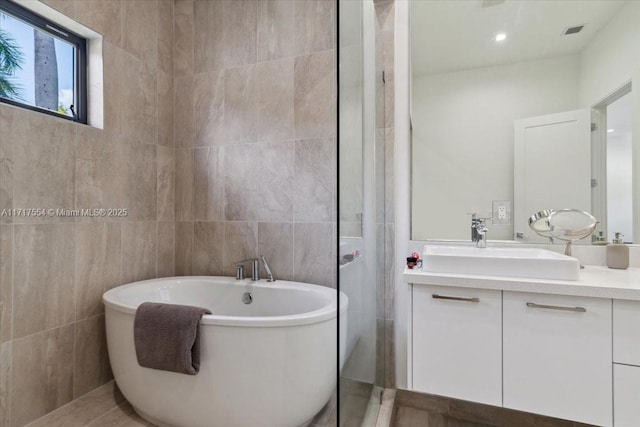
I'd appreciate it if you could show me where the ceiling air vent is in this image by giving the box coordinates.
[563,25,585,35]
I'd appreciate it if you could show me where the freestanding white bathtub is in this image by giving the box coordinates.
[103,276,346,427]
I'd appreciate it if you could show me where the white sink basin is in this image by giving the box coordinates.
[422,246,580,281]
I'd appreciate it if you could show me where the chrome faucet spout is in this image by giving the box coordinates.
[471,216,491,248]
[235,258,259,281]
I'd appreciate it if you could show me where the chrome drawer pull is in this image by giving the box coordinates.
[432,294,480,303]
[526,302,586,312]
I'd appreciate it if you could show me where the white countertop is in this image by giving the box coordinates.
[404,265,640,301]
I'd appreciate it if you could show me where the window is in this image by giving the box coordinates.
[0,0,86,123]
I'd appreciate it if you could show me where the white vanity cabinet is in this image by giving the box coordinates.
[613,300,640,365]
[613,300,640,427]
[412,285,502,406]
[503,291,612,427]
[614,364,640,427]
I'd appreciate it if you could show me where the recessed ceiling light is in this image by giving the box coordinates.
[608,129,615,133]
[495,33,507,42]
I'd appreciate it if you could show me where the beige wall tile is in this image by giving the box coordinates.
[0,103,14,222]
[257,0,297,62]
[194,71,225,147]
[10,112,76,223]
[26,381,123,427]
[75,0,122,46]
[294,51,337,140]
[11,325,74,427]
[223,222,257,276]
[74,315,112,399]
[257,58,294,143]
[75,128,122,215]
[174,75,195,148]
[194,0,223,74]
[157,0,174,76]
[293,223,335,287]
[122,143,157,221]
[0,225,12,343]
[384,318,395,388]
[224,66,257,144]
[192,222,224,276]
[257,141,294,222]
[123,0,158,67]
[257,222,293,281]
[157,222,175,278]
[157,71,174,149]
[174,0,194,77]
[0,341,11,427]
[121,222,157,284]
[41,0,75,18]
[102,43,124,135]
[157,146,175,222]
[223,144,258,221]
[194,147,224,221]
[384,223,395,319]
[175,149,194,221]
[294,0,337,55]
[121,56,157,146]
[175,222,194,276]
[13,224,75,339]
[223,0,257,69]
[376,224,385,319]
[294,139,336,222]
[75,223,121,321]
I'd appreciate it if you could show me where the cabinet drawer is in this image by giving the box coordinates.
[503,292,612,427]
[614,364,640,427]
[412,285,502,406]
[613,300,640,366]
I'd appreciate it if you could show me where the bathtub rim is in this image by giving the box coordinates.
[103,276,347,328]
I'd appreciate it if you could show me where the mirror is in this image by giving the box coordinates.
[410,0,638,244]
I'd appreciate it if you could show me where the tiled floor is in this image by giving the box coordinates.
[391,390,597,427]
[25,381,337,427]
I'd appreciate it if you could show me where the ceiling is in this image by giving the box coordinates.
[411,0,628,77]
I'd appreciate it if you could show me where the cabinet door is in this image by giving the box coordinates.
[614,364,640,427]
[503,291,612,427]
[613,300,640,366]
[412,285,502,406]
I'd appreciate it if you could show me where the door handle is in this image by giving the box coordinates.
[526,302,586,312]
[432,294,480,303]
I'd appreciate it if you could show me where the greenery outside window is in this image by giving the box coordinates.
[0,0,87,123]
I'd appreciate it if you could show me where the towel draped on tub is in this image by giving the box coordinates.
[134,302,212,375]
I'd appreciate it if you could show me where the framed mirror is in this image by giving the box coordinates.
[410,0,638,244]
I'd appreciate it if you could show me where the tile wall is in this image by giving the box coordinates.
[173,0,338,288]
[0,1,175,426]
[373,0,396,389]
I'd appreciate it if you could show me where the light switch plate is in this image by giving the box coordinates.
[492,200,511,224]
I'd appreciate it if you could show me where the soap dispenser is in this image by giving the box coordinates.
[606,232,629,270]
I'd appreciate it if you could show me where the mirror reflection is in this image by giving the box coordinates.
[410,0,637,244]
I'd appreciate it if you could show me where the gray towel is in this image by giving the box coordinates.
[134,302,212,375]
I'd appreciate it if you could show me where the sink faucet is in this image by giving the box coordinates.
[235,256,276,282]
[474,219,489,248]
[470,214,491,248]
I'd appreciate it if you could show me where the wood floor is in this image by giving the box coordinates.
[391,390,597,427]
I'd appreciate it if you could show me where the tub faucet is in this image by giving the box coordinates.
[235,258,259,281]
[260,255,275,282]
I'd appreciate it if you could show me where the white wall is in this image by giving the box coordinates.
[578,1,640,244]
[411,55,580,240]
[579,1,640,107]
